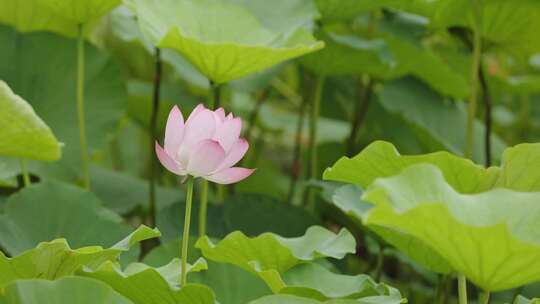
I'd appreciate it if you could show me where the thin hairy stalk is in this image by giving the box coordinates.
[347,79,374,156]
[306,75,326,206]
[180,176,195,286]
[478,66,492,166]
[245,89,269,144]
[76,24,90,189]
[149,47,162,228]
[464,0,483,159]
[198,179,209,237]
[458,274,468,304]
[19,159,30,187]
[479,291,490,304]
[287,96,308,204]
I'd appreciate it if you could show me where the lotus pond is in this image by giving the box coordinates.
[1,0,540,303]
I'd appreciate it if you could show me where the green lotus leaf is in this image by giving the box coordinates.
[325,140,540,193]
[0,225,160,287]
[129,0,324,83]
[362,164,540,291]
[280,263,404,302]
[324,140,499,194]
[0,277,133,304]
[515,296,540,304]
[0,25,127,181]
[0,181,141,255]
[80,258,215,304]
[300,24,469,99]
[196,226,355,293]
[34,0,121,24]
[0,0,78,37]
[143,239,271,304]
[315,0,385,23]
[299,29,396,77]
[0,81,61,161]
[397,0,540,60]
[249,294,403,304]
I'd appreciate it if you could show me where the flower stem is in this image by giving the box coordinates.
[464,0,482,159]
[198,179,208,237]
[306,75,325,206]
[19,159,30,187]
[458,274,468,304]
[479,291,490,304]
[76,24,90,190]
[149,47,162,228]
[180,176,194,286]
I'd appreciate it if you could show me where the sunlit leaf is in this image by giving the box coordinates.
[34,0,121,24]
[280,263,403,301]
[0,225,160,287]
[196,226,355,293]
[144,239,271,304]
[325,140,540,193]
[0,81,61,161]
[249,294,403,304]
[361,164,540,291]
[0,277,133,304]
[515,296,540,304]
[80,258,215,304]
[129,0,324,83]
[324,140,498,194]
[0,0,78,37]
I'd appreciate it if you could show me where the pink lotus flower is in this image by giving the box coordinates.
[155,104,255,184]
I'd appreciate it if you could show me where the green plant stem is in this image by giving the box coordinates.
[478,65,491,166]
[76,24,90,190]
[198,179,208,237]
[210,81,222,109]
[373,244,384,281]
[198,81,223,239]
[180,176,194,286]
[347,78,374,156]
[479,291,490,304]
[19,159,30,187]
[245,89,269,144]
[287,95,308,204]
[458,274,468,304]
[149,47,162,228]
[464,0,482,159]
[306,75,326,206]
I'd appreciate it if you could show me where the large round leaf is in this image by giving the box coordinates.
[0,81,61,161]
[0,181,133,255]
[363,164,540,291]
[143,239,272,304]
[129,0,324,83]
[196,226,355,293]
[0,277,133,304]
[0,225,160,287]
[249,294,403,304]
[79,258,214,304]
[34,0,121,24]
[0,25,127,181]
[0,0,77,37]
[325,141,540,194]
